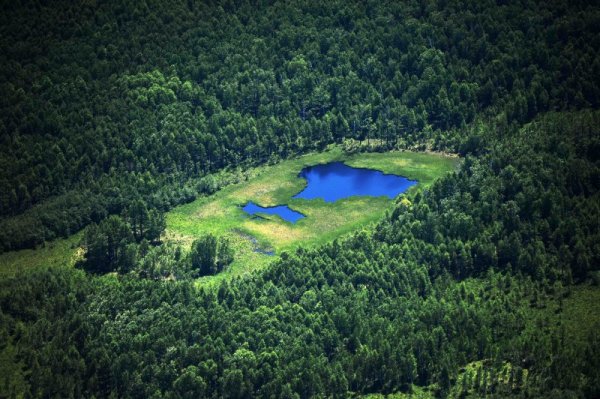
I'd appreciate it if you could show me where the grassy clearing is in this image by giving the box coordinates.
[344,150,459,187]
[0,233,83,278]
[166,147,459,284]
[0,148,458,282]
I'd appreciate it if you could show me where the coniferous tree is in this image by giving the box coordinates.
[82,215,135,274]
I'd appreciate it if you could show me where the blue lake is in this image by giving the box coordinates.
[241,162,416,223]
[242,201,305,224]
[293,162,417,203]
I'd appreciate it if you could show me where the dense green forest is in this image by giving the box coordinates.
[1,0,599,398]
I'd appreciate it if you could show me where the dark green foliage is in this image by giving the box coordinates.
[146,209,166,243]
[126,200,150,242]
[0,176,194,253]
[80,201,167,274]
[0,268,90,398]
[377,111,600,283]
[125,200,166,243]
[81,215,136,274]
[191,234,218,276]
[217,238,234,272]
[190,234,234,276]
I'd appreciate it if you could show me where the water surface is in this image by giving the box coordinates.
[293,162,416,202]
[242,201,305,224]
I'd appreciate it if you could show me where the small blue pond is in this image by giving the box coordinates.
[241,162,416,223]
[242,201,305,224]
[293,162,417,203]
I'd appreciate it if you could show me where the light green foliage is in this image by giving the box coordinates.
[0,233,82,278]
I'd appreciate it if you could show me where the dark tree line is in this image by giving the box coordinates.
[79,199,166,274]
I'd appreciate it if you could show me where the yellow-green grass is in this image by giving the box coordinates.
[0,233,83,278]
[166,147,459,285]
[344,150,459,187]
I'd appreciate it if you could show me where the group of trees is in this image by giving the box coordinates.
[82,215,136,274]
[80,212,234,278]
[376,111,600,283]
[190,234,234,276]
[1,0,599,252]
[80,199,166,274]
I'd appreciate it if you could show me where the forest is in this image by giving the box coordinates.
[0,0,599,398]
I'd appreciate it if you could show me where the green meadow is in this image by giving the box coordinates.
[0,148,459,283]
[0,233,83,278]
[166,148,459,284]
